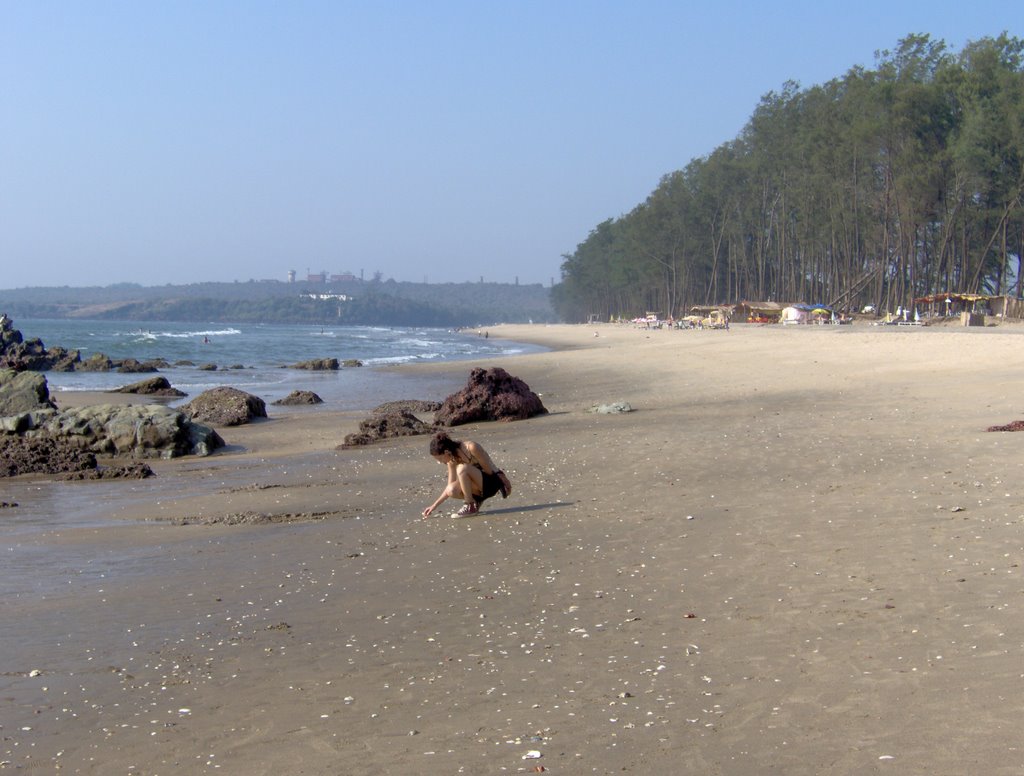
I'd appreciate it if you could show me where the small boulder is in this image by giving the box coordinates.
[372,399,441,415]
[290,358,339,370]
[182,386,267,426]
[434,367,547,426]
[340,410,436,448]
[117,358,159,374]
[272,390,324,406]
[110,376,187,397]
[78,353,115,372]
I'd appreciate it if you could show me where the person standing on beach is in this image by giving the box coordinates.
[422,431,512,518]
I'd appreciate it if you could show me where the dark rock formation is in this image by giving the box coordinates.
[60,462,155,480]
[290,358,339,370]
[47,348,81,372]
[117,358,158,374]
[988,420,1024,432]
[110,376,187,397]
[198,363,218,371]
[434,367,547,426]
[372,399,441,415]
[182,386,267,426]
[0,316,82,372]
[77,353,115,372]
[342,359,363,368]
[0,369,57,416]
[340,410,436,448]
[272,390,324,406]
[0,434,98,477]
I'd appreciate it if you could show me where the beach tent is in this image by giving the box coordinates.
[780,306,807,324]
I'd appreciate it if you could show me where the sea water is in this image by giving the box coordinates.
[0,319,546,602]
[17,318,545,408]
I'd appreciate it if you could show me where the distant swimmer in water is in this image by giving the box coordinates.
[203,336,210,344]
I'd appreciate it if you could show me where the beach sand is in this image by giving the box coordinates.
[4,322,1024,774]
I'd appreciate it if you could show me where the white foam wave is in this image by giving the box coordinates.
[364,352,443,365]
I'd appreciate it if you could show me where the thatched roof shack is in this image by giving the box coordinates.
[689,304,734,318]
[733,301,784,323]
[913,293,992,319]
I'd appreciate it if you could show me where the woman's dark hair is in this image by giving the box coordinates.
[430,431,461,456]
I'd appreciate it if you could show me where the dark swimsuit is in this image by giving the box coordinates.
[475,466,503,505]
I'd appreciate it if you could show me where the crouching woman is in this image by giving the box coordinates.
[422,431,512,518]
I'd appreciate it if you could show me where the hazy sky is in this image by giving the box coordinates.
[2,1,1019,290]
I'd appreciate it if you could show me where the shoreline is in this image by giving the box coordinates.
[4,323,1024,773]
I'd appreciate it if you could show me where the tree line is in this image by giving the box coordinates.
[552,33,1024,322]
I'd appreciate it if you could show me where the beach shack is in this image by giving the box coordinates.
[733,301,784,324]
[913,293,991,320]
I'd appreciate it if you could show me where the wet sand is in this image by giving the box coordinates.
[4,322,1024,774]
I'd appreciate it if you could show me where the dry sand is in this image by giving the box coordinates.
[4,322,1024,775]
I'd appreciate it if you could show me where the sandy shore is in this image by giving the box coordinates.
[4,322,1024,774]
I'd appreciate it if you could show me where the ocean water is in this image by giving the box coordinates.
[0,319,546,605]
[17,318,545,409]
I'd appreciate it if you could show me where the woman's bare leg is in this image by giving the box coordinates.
[455,464,483,504]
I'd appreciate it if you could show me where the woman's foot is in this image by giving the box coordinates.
[452,502,479,518]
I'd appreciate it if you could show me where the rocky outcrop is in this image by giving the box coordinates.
[0,369,57,416]
[0,432,157,479]
[290,358,339,370]
[0,322,81,372]
[272,390,324,406]
[0,402,223,477]
[77,353,115,372]
[340,410,436,448]
[182,387,267,426]
[110,376,187,397]
[3,404,223,458]
[117,358,159,373]
[434,367,547,426]
[0,434,98,477]
[372,399,440,415]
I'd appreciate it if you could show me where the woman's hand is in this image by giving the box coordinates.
[498,471,512,497]
[422,504,435,518]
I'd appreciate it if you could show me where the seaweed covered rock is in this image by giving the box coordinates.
[340,410,436,448]
[272,390,324,406]
[182,386,267,426]
[434,367,546,426]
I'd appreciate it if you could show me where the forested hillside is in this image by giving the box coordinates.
[553,33,1024,322]
[0,278,556,326]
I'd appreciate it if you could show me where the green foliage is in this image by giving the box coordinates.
[554,32,1024,321]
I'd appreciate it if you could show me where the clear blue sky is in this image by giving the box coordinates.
[1,1,1019,290]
